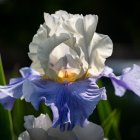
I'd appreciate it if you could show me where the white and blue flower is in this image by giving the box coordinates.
[0,10,140,130]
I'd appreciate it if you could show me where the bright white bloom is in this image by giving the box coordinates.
[18,114,104,140]
[29,10,113,82]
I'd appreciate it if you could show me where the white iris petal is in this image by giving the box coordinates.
[29,10,113,82]
[88,33,113,76]
[18,114,104,140]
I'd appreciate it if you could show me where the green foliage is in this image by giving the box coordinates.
[39,103,52,119]
[97,101,121,140]
[97,79,121,140]
[0,56,14,140]
[0,57,6,85]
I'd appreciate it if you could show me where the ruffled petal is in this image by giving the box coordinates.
[44,13,60,36]
[18,131,30,140]
[24,114,61,140]
[0,78,24,98]
[0,67,40,110]
[23,78,106,130]
[23,79,60,110]
[27,128,49,140]
[54,10,69,19]
[19,113,104,140]
[19,67,40,78]
[83,15,98,44]
[19,113,78,140]
[29,11,113,80]
[88,33,113,76]
[0,75,24,110]
[102,64,140,97]
[47,127,77,140]
[36,33,70,79]
[73,122,104,140]
[24,114,52,131]
[0,93,15,110]
[49,43,85,81]
[0,67,40,98]
[20,114,53,140]
[49,43,80,71]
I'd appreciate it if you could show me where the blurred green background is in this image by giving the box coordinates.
[0,0,140,140]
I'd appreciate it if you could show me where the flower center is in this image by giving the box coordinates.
[57,69,78,82]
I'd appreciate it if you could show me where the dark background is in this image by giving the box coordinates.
[0,0,140,139]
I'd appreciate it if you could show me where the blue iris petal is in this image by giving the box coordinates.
[0,67,40,110]
[23,78,106,130]
[102,64,140,97]
[19,67,40,78]
[0,93,15,110]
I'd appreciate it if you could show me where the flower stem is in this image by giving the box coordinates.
[0,56,14,140]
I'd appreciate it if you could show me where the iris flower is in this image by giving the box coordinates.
[0,10,140,130]
[18,114,104,140]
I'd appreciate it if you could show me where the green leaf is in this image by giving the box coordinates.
[12,99,41,137]
[97,100,121,140]
[102,109,120,139]
[39,103,52,119]
[12,99,25,136]
[0,56,14,140]
[0,56,6,85]
[97,79,121,140]
[97,100,112,121]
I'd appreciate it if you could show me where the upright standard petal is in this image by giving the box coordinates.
[102,64,140,97]
[23,77,106,130]
[62,14,98,63]
[29,32,70,80]
[29,11,111,81]
[88,33,113,76]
